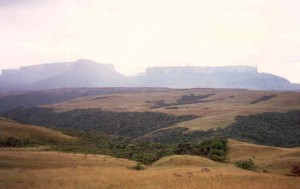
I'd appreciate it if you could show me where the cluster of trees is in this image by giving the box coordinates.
[174,137,227,162]
[52,130,227,165]
[221,110,300,147]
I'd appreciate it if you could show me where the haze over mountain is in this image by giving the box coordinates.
[0,59,299,91]
[0,59,126,91]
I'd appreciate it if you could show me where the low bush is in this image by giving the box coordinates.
[235,159,256,171]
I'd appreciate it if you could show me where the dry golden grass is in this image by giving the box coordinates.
[0,148,135,170]
[45,88,300,131]
[0,117,75,143]
[0,149,299,189]
[152,155,222,167]
[227,139,300,175]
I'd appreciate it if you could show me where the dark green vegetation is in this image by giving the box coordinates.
[1,106,299,165]
[144,110,300,147]
[51,131,175,164]
[250,95,277,104]
[222,110,300,147]
[2,108,300,147]
[235,159,256,171]
[0,107,229,165]
[174,137,227,162]
[146,110,297,147]
[151,93,214,108]
[1,107,197,138]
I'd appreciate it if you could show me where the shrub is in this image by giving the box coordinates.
[235,159,256,171]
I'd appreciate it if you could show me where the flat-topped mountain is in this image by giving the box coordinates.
[135,66,300,90]
[0,59,126,91]
[1,60,299,91]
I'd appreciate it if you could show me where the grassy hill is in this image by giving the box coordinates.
[0,148,299,189]
[0,117,75,147]
[227,139,300,175]
[152,155,223,167]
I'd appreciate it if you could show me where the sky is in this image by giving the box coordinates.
[0,0,300,83]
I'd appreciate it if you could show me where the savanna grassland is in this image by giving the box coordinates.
[45,88,300,131]
[0,88,300,189]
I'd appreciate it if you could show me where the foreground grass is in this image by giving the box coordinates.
[0,148,299,189]
[2,167,300,189]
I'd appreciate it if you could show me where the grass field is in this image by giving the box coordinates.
[46,88,300,131]
[0,147,300,189]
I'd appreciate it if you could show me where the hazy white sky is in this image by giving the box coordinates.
[0,0,300,82]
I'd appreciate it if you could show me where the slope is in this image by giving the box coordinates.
[227,139,300,175]
[0,117,75,146]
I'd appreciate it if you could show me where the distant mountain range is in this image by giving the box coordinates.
[1,59,299,91]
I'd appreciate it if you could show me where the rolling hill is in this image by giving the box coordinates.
[0,117,75,147]
[227,139,300,175]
